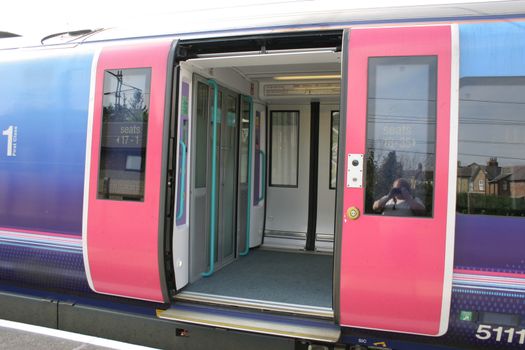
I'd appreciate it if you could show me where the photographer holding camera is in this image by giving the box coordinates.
[372,178,426,216]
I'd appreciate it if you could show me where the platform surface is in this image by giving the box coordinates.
[0,319,158,350]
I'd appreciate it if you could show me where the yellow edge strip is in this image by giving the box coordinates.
[156,310,340,343]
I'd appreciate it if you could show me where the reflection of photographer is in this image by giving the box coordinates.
[373,178,426,216]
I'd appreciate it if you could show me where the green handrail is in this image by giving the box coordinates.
[240,96,253,256]
[257,150,266,204]
[202,80,219,277]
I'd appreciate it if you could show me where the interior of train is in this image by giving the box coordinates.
[174,34,342,318]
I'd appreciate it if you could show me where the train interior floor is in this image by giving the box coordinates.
[182,249,333,308]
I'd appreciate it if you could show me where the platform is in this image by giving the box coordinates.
[0,319,158,350]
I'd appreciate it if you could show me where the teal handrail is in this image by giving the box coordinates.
[240,96,253,256]
[176,140,187,221]
[202,80,219,277]
[257,150,266,204]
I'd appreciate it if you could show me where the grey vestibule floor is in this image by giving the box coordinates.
[183,248,334,308]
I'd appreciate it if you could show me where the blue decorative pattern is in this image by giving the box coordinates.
[0,233,89,292]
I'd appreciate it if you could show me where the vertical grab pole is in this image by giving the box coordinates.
[241,96,253,256]
[202,80,219,277]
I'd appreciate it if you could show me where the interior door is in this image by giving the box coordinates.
[189,79,211,281]
[339,26,458,335]
[189,79,238,279]
[249,103,266,248]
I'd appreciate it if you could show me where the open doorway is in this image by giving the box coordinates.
[173,32,343,317]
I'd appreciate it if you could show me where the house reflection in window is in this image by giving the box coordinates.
[457,77,525,216]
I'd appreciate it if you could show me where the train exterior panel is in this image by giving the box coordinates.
[1,5,525,350]
[0,49,94,292]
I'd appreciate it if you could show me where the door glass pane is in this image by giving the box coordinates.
[222,94,237,258]
[365,56,437,217]
[98,68,151,201]
[253,111,262,205]
[270,111,299,187]
[176,82,190,226]
[457,77,525,216]
[237,98,250,251]
[330,111,339,189]
[195,82,209,188]
[239,99,250,184]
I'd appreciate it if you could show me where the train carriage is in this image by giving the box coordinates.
[1,2,525,349]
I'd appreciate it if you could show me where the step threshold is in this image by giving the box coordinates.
[157,302,340,343]
[175,291,334,319]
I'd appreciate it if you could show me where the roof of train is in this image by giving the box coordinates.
[2,1,525,51]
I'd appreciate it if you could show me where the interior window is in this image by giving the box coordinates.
[195,82,209,189]
[364,56,437,217]
[457,77,525,216]
[270,111,299,187]
[239,98,250,184]
[98,68,151,201]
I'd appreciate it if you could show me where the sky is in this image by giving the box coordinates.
[1,0,505,38]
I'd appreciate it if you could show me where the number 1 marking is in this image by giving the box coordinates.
[2,125,13,156]
[516,329,525,345]
[494,326,504,342]
[504,328,515,343]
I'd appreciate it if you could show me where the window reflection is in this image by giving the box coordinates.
[457,77,525,216]
[98,68,151,201]
[364,57,437,217]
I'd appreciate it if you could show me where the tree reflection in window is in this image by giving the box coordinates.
[98,68,151,201]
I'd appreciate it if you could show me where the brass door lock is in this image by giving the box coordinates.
[347,206,360,220]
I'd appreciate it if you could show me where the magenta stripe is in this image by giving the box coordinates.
[454,268,525,280]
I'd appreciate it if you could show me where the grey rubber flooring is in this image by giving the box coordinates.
[184,249,333,308]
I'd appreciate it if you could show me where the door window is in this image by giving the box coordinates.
[330,111,339,189]
[364,56,437,217]
[98,68,151,201]
[195,82,209,189]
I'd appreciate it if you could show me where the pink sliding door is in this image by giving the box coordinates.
[84,41,173,302]
[339,26,458,335]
